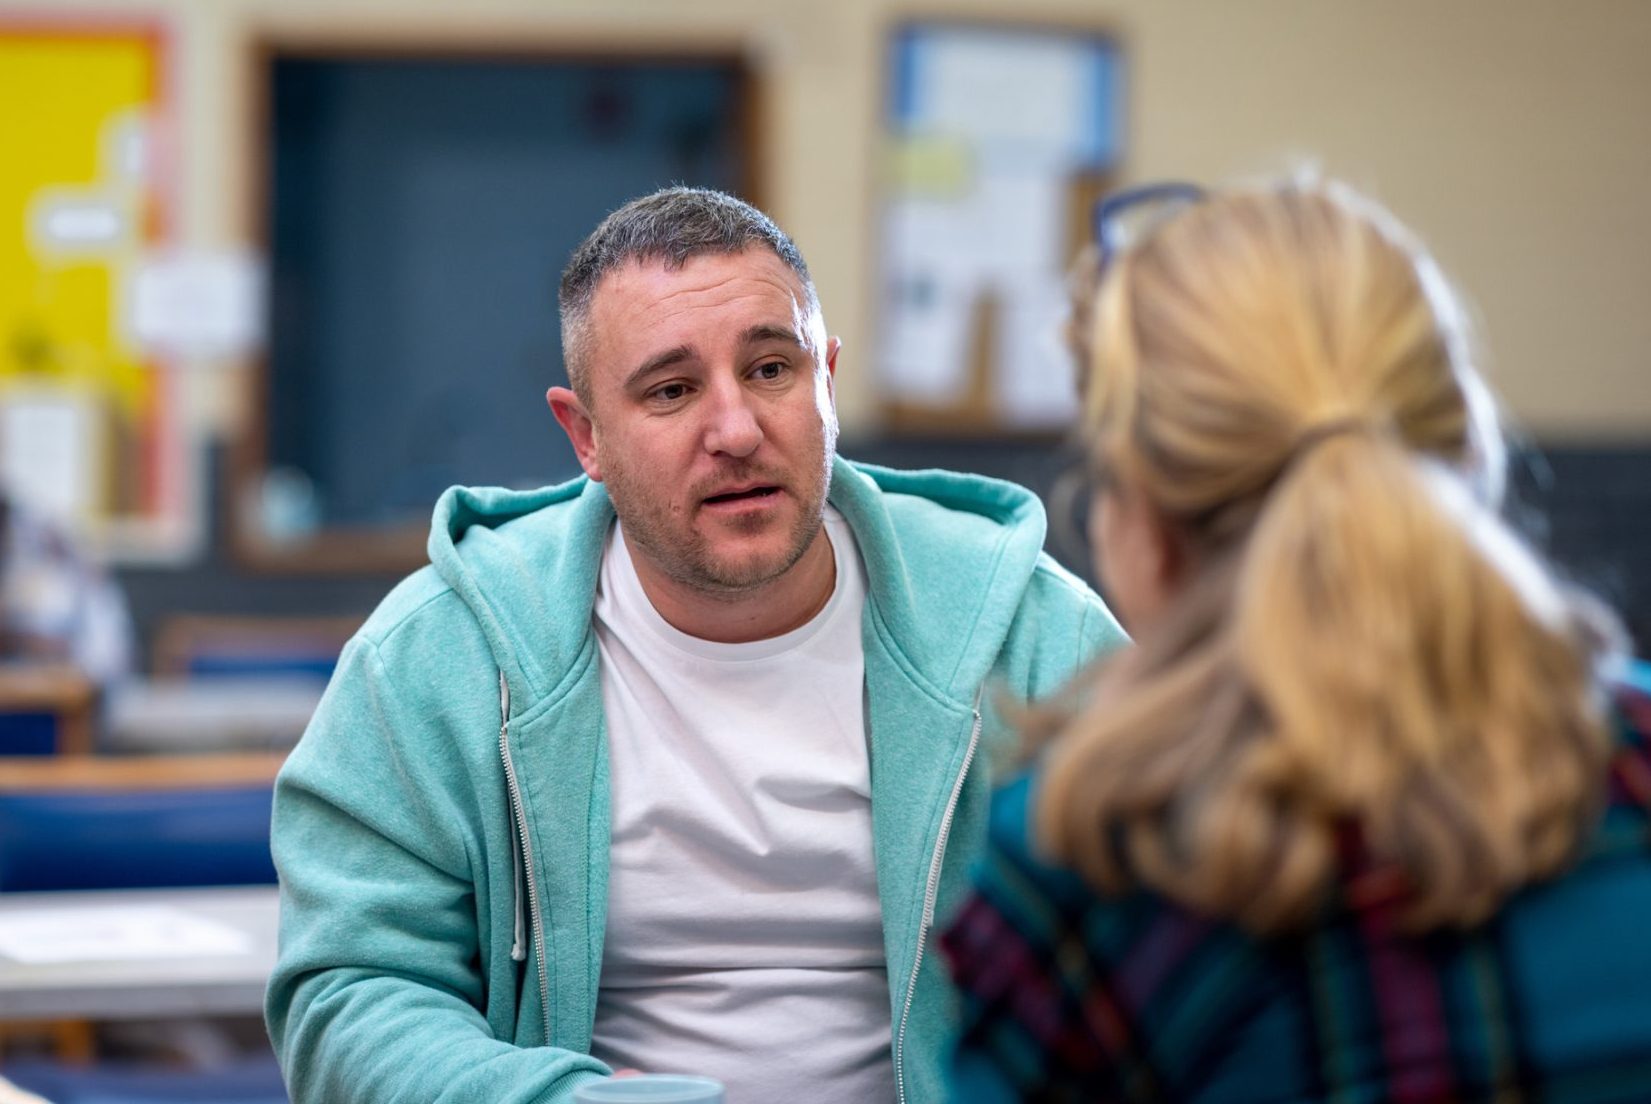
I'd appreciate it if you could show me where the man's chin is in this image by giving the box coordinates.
[690,545,802,592]
[684,520,826,592]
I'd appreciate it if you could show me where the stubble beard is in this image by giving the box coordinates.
[605,449,835,597]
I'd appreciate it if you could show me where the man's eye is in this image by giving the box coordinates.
[753,362,786,381]
[650,383,690,403]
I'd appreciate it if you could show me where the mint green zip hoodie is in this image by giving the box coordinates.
[266,457,1123,1103]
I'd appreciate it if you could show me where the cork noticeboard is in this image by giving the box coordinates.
[873,20,1122,436]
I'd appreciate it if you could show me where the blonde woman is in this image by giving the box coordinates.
[941,178,1651,1102]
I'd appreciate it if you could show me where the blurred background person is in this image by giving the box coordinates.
[941,176,1651,1102]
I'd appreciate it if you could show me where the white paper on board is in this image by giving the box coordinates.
[969,170,1068,281]
[103,109,151,184]
[912,29,1093,161]
[0,391,100,527]
[28,189,130,256]
[877,276,977,404]
[127,251,266,358]
[880,196,984,402]
[994,275,1079,428]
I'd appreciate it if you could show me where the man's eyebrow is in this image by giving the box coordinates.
[741,324,810,350]
[622,344,694,391]
[621,326,810,390]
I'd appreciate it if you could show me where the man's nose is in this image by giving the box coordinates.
[702,384,763,458]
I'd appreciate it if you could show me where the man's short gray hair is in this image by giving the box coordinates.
[558,187,817,404]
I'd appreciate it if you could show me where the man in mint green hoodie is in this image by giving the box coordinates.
[266,188,1124,1103]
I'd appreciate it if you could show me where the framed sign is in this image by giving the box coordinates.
[874,20,1122,433]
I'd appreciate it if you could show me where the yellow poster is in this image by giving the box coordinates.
[0,20,179,545]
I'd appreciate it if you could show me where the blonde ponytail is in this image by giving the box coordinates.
[1035,180,1618,933]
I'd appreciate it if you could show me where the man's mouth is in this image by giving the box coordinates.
[703,485,782,505]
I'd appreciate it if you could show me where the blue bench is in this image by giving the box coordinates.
[0,755,283,892]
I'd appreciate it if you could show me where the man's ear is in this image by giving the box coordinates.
[822,336,841,407]
[547,386,603,482]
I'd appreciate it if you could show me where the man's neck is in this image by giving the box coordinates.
[629,528,837,645]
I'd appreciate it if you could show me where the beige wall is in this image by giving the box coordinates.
[8,0,1649,438]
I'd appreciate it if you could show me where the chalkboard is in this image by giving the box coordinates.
[243,50,752,564]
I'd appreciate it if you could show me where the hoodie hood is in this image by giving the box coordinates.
[428,476,613,714]
[826,460,1051,701]
[428,456,1051,712]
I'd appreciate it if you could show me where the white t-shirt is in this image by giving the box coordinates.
[588,508,894,1103]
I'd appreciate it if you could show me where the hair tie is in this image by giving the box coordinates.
[1287,416,1384,466]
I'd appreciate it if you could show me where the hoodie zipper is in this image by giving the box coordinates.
[498,670,553,1044]
[893,693,983,1104]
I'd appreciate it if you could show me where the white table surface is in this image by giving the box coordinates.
[0,886,278,1022]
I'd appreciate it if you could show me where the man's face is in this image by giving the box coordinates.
[549,247,840,596]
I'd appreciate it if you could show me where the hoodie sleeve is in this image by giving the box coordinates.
[265,635,609,1103]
